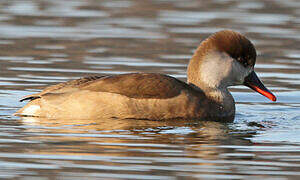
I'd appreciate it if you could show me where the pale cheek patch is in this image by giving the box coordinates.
[22,105,40,116]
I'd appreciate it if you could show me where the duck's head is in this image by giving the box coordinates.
[187,30,276,101]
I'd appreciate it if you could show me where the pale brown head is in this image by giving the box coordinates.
[187,30,276,101]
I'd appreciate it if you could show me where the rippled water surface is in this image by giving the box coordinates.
[0,0,299,179]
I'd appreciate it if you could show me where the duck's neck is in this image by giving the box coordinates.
[187,52,235,116]
[192,83,235,118]
[190,82,234,108]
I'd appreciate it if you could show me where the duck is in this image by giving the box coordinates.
[15,30,276,122]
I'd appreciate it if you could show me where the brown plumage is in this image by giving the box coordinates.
[16,30,276,121]
[21,73,191,101]
[191,30,256,68]
[20,75,105,102]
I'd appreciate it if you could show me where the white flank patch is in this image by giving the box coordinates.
[22,105,40,116]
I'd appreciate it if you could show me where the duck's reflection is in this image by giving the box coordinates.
[20,116,254,161]
[11,116,261,180]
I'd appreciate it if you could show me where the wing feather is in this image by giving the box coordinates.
[20,73,190,101]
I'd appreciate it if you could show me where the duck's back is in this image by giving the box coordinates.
[17,73,211,120]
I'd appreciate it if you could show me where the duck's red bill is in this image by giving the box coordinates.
[243,71,276,102]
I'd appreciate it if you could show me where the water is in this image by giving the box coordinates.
[0,0,299,179]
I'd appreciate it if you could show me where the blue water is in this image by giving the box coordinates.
[0,0,299,179]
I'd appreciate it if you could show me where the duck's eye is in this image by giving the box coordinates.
[237,57,248,67]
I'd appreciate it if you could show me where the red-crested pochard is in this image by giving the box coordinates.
[16,30,276,122]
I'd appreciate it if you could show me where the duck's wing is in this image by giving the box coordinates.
[20,73,191,102]
[79,73,189,99]
[19,75,105,102]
